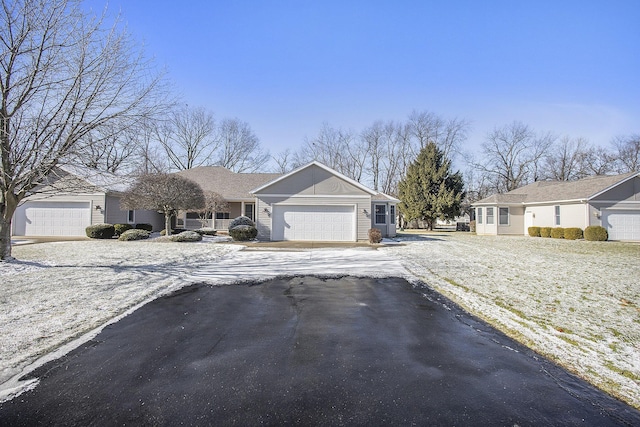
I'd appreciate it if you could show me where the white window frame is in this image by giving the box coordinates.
[374,204,386,225]
[486,207,494,225]
[127,210,135,224]
[554,205,561,226]
[499,207,509,226]
[390,205,396,224]
[477,207,483,224]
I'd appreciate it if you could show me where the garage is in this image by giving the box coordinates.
[13,201,91,236]
[602,210,640,241]
[272,205,355,241]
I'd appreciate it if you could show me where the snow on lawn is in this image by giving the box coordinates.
[0,239,406,401]
[381,233,640,409]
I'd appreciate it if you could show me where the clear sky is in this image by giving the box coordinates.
[85,0,640,158]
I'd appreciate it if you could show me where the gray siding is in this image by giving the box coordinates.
[259,164,370,197]
[592,176,640,202]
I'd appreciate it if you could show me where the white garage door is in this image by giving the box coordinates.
[13,201,91,236]
[272,205,355,241]
[603,210,640,241]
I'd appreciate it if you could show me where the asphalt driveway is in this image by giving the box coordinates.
[1,276,638,426]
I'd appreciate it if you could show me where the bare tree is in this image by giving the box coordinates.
[612,134,640,173]
[0,0,165,259]
[271,148,295,173]
[196,191,229,228]
[582,146,617,176]
[157,105,218,171]
[540,136,590,181]
[407,110,470,161]
[120,174,205,235]
[71,124,144,174]
[215,118,270,172]
[473,122,554,193]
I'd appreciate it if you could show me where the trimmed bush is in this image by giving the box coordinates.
[171,231,203,242]
[563,228,583,240]
[195,227,217,236]
[540,227,552,238]
[528,226,541,237]
[584,225,608,241]
[368,228,382,244]
[160,228,187,236]
[229,215,255,230]
[551,227,564,239]
[229,225,258,241]
[86,223,115,239]
[118,229,151,241]
[114,223,133,236]
[135,223,153,232]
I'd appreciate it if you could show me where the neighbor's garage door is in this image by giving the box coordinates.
[272,205,355,241]
[602,210,640,241]
[13,201,91,236]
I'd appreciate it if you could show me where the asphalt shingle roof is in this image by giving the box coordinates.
[474,172,637,205]
[176,167,282,200]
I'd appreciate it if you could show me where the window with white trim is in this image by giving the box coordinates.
[499,207,509,225]
[390,205,396,224]
[215,212,230,220]
[554,205,560,226]
[374,204,386,224]
[477,207,483,224]
[486,207,494,224]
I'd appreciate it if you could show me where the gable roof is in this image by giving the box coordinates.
[57,165,133,193]
[474,172,639,205]
[176,166,282,200]
[250,161,379,196]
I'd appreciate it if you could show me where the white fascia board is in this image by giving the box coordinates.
[256,194,370,199]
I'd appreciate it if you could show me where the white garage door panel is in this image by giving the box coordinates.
[603,210,640,241]
[14,202,91,236]
[273,205,355,241]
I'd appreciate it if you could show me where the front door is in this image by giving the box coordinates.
[524,211,534,235]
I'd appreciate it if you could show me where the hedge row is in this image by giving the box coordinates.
[527,226,607,241]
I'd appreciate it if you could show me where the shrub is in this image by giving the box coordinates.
[160,228,187,236]
[469,220,476,233]
[540,227,552,238]
[584,225,608,241]
[229,225,258,241]
[118,229,151,241]
[229,215,255,230]
[550,227,564,239]
[368,228,382,244]
[528,226,541,237]
[564,228,583,240]
[195,227,217,236]
[135,223,153,232]
[170,231,203,242]
[86,223,115,239]
[114,223,133,236]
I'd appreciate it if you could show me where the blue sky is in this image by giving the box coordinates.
[86,0,640,157]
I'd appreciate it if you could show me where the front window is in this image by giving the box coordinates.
[374,204,386,224]
[244,203,254,221]
[499,207,509,225]
[390,205,396,224]
[486,207,494,225]
[477,208,483,224]
[215,212,230,220]
[554,206,560,226]
[127,210,135,224]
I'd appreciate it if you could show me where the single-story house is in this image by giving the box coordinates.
[250,161,398,241]
[11,166,164,237]
[473,172,640,241]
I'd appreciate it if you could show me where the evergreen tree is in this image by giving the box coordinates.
[398,142,465,230]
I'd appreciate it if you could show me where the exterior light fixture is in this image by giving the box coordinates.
[95,205,102,210]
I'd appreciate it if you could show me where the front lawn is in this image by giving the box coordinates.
[382,232,640,409]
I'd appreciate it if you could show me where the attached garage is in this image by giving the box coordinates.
[13,201,91,237]
[602,210,640,241]
[272,205,355,242]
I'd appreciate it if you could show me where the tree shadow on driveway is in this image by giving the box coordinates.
[1,276,638,426]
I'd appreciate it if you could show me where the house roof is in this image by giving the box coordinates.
[250,161,379,196]
[58,165,133,193]
[473,172,639,206]
[176,166,282,201]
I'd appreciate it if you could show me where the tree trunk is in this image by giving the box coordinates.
[164,210,172,236]
[0,194,19,260]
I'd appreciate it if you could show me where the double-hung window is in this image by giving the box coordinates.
[499,207,509,226]
[554,206,561,226]
[486,207,494,225]
[477,208,483,224]
[127,210,135,224]
[374,204,386,225]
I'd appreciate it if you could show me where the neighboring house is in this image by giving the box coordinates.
[251,161,398,241]
[473,172,640,241]
[11,166,164,237]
